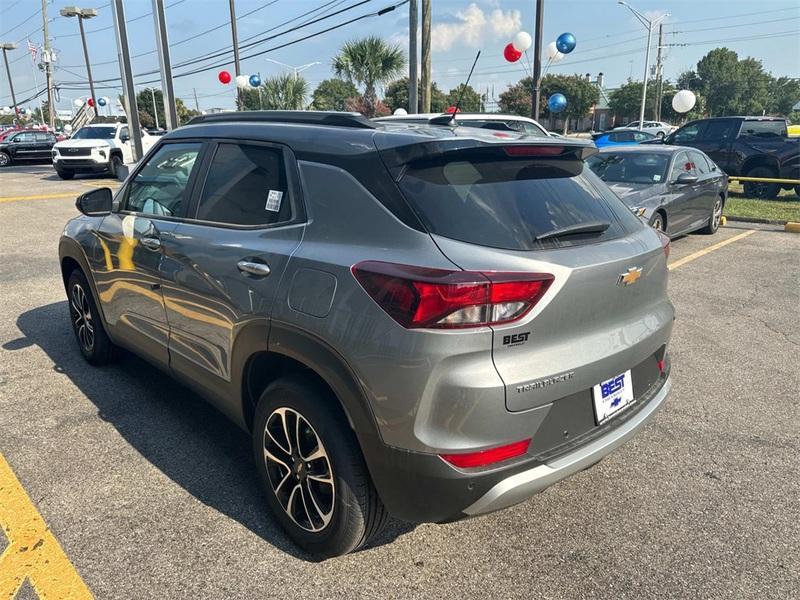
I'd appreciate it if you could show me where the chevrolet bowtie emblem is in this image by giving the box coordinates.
[617,267,642,286]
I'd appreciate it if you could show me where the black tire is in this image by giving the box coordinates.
[700,195,724,234]
[742,166,780,199]
[66,269,117,365]
[649,211,666,233]
[795,184,800,199]
[252,376,387,559]
[656,131,665,139]
[57,170,75,180]
[108,154,122,179]
[0,151,10,167]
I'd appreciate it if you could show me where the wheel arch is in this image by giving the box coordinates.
[59,237,109,328]
[741,156,779,177]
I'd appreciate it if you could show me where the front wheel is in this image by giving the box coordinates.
[650,212,666,233]
[57,169,75,180]
[700,196,723,234]
[108,154,122,179]
[67,269,117,365]
[252,377,387,558]
[0,151,10,167]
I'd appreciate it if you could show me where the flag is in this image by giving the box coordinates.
[27,40,38,63]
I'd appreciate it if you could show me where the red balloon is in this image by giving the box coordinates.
[445,106,460,114]
[87,97,94,107]
[218,70,232,84]
[504,43,522,63]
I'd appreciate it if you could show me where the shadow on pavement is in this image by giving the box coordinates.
[7,301,415,560]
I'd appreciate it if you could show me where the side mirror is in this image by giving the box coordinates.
[119,132,130,142]
[675,172,699,185]
[76,187,113,216]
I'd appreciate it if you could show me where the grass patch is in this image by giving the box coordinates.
[724,182,800,223]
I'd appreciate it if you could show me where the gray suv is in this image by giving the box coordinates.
[59,111,674,558]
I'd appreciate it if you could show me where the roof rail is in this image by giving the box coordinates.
[187,110,376,129]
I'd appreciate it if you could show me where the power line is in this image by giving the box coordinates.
[666,15,799,35]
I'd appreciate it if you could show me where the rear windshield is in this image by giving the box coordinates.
[587,152,670,184]
[398,156,642,250]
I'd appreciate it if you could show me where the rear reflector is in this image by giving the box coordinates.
[440,439,531,468]
[351,261,554,329]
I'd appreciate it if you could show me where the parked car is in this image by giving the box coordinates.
[662,116,800,198]
[587,145,727,237]
[592,129,658,148]
[374,112,551,136]
[0,127,22,142]
[52,123,155,179]
[615,121,677,138]
[59,111,674,558]
[0,129,58,167]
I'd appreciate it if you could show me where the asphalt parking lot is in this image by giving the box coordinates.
[1,164,798,599]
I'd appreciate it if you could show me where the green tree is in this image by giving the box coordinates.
[383,77,447,113]
[608,79,683,123]
[767,77,800,117]
[497,76,533,117]
[135,88,199,127]
[445,84,484,112]
[262,74,308,110]
[311,78,358,111]
[499,75,597,132]
[333,36,406,117]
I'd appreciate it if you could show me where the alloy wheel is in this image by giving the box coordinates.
[0,153,8,167]
[651,214,664,232]
[712,199,723,230]
[263,407,335,532]
[70,283,94,352]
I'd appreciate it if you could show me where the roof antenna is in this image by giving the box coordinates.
[449,50,481,125]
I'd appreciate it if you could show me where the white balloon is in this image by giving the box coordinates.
[393,107,408,115]
[545,41,564,63]
[672,89,696,113]
[235,74,250,89]
[73,98,84,108]
[512,31,532,53]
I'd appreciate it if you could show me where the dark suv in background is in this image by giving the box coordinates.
[59,112,674,558]
[0,129,57,167]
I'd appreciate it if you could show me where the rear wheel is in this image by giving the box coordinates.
[649,212,666,233]
[795,185,800,199]
[57,169,75,180]
[700,196,723,234]
[742,166,779,199]
[252,377,387,558]
[0,151,10,167]
[656,131,665,139]
[67,269,117,365]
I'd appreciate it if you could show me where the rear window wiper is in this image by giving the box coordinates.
[533,221,611,242]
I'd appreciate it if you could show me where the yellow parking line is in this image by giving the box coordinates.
[0,193,77,203]
[0,453,93,598]
[668,229,757,271]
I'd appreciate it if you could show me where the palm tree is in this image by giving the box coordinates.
[332,36,406,117]
[261,74,309,110]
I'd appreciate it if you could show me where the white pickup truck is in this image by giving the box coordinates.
[52,123,155,179]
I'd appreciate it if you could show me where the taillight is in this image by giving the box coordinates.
[440,439,531,468]
[351,261,554,329]
[503,145,564,157]
[657,230,670,259]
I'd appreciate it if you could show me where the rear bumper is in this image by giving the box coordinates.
[364,365,671,523]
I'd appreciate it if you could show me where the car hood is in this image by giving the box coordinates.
[54,139,114,149]
[606,181,666,207]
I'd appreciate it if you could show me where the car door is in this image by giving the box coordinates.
[8,131,37,161]
[688,150,721,227]
[669,121,707,149]
[160,140,304,399]
[664,150,701,235]
[92,141,205,367]
[691,120,737,172]
[34,132,55,159]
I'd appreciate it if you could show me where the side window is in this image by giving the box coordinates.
[616,132,635,142]
[195,143,291,227]
[522,122,547,137]
[700,120,736,141]
[119,126,130,141]
[35,132,53,142]
[740,120,786,139]
[124,142,202,217]
[673,122,706,143]
[689,151,710,174]
[13,132,36,143]
[669,152,691,180]
[633,132,651,142]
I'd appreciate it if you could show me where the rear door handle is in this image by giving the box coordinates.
[139,236,161,250]
[237,260,271,277]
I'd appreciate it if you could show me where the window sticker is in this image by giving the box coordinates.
[653,174,662,182]
[265,189,283,212]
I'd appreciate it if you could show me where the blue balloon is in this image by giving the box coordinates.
[249,74,261,88]
[556,32,576,54]
[548,93,567,113]
[97,97,107,106]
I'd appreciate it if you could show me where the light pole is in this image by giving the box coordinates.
[229,0,242,109]
[264,59,321,80]
[150,88,159,129]
[59,6,99,119]
[617,1,668,130]
[1,42,18,117]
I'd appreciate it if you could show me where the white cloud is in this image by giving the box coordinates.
[431,3,521,52]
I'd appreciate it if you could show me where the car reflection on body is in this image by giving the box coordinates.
[587,145,728,237]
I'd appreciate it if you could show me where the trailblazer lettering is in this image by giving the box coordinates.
[516,371,575,393]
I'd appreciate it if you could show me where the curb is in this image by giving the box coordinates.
[725,215,787,226]
[786,222,800,233]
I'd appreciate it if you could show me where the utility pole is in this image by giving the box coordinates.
[193,88,200,112]
[655,23,664,121]
[420,0,431,112]
[110,0,144,161]
[408,0,418,113]
[60,7,98,119]
[1,43,18,117]
[229,0,242,109]
[150,88,159,129]
[532,0,544,120]
[41,0,55,129]
[152,0,178,129]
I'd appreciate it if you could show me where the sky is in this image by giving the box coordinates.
[1,0,798,116]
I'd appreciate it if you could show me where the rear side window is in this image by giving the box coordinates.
[35,132,53,142]
[701,120,737,141]
[398,156,642,250]
[740,120,786,139]
[195,143,291,226]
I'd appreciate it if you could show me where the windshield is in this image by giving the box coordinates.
[72,126,116,140]
[458,120,548,137]
[587,152,670,184]
[397,156,640,251]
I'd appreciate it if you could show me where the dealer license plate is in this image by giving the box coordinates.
[592,370,635,424]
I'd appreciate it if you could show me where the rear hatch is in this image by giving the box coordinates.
[380,136,673,414]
